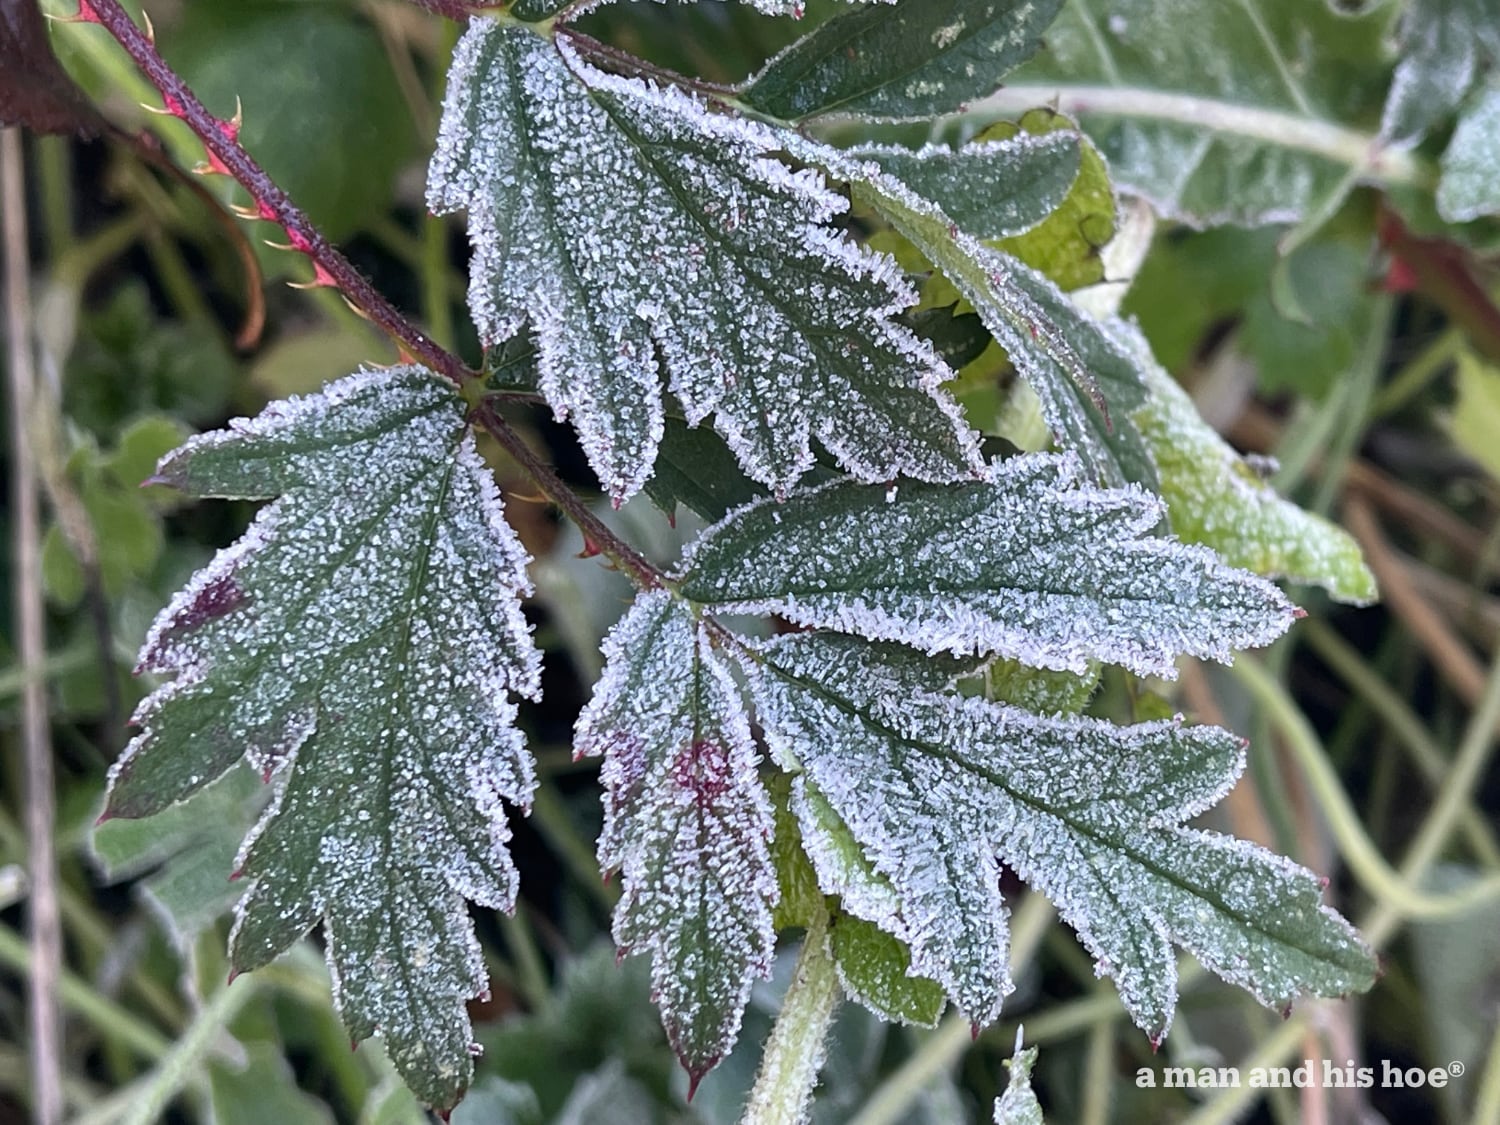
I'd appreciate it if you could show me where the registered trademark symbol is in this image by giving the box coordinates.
[1451,1062,1466,1077]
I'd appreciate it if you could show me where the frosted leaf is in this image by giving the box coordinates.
[794,134,1155,489]
[848,134,1082,240]
[993,1031,1043,1125]
[744,0,1066,121]
[1127,324,1378,605]
[101,367,541,1112]
[744,633,1378,1032]
[678,454,1297,679]
[1438,87,1500,223]
[1381,0,1500,145]
[574,590,776,1085]
[428,20,981,502]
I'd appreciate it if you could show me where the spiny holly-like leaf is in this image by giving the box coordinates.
[743,0,1066,121]
[429,20,981,501]
[744,634,1378,1033]
[101,367,542,1112]
[574,590,776,1087]
[800,136,1155,489]
[1128,329,1378,604]
[678,454,1296,679]
[848,133,1082,240]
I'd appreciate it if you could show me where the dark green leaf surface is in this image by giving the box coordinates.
[102,367,542,1111]
[743,0,1066,120]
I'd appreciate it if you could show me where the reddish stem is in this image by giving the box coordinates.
[85,0,468,384]
[82,0,668,591]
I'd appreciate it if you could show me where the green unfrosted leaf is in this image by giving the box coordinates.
[1451,350,1500,480]
[848,132,1082,239]
[1382,0,1500,144]
[166,0,417,242]
[830,913,946,1027]
[1132,333,1378,604]
[91,766,264,947]
[998,0,1400,227]
[984,110,1116,291]
[744,634,1378,1033]
[99,367,542,1112]
[574,590,776,1086]
[814,139,1157,489]
[743,0,1065,120]
[993,1033,1043,1125]
[211,1043,337,1125]
[644,417,768,525]
[678,454,1296,679]
[429,20,980,502]
[1439,87,1500,222]
[984,657,1099,714]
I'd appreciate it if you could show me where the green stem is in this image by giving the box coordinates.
[0,923,171,1062]
[741,912,840,1125]
[1233,656,1500,920]
[849,895,1055,1125]
[114,979,256,1125]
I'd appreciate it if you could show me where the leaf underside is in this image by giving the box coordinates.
[104,367,541,1111]
[429,19,981,502]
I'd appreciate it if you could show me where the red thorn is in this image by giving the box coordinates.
[284,227,314,255]
[436,1111,451,1124]
[1383,257,1419,293]
[229,868,244,883]
[162,93,186,118]
[205,151,232,177]
[1150,1032,1164,1053]
[578,536,603,560]
[666,510,677,529]
[686,1069,708,1103]
[77,0,101,21]
[226,968,240,986]
[970,1022,981,1042]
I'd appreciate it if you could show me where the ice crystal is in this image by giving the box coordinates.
[574,590,776,1083]
[428,19,981,502]
[744,634,1377,1032]
[102,367,541,1112]
[678,454,1297,678]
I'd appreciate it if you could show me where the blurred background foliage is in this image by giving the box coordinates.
[3,0,1500,1122]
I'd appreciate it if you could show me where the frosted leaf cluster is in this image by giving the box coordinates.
[428,19,980,502]
[745,634,1376,1035]
[574,591,776,1083]
[102,367,541,1112]
[678,453,1297,679]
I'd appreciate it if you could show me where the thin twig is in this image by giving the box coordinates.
[1343,497,1487,707]
[3,127,64,1125]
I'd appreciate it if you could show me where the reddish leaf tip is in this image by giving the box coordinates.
[970,1022,981,1043]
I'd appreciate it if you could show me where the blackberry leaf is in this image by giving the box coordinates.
[102,367,541,1112]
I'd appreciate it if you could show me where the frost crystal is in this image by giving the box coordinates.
[102,367,541,1112]
[679,454,1297,678]
[575,590,777,1084]
[428,19,981,502]
[744,634,1377,1032]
